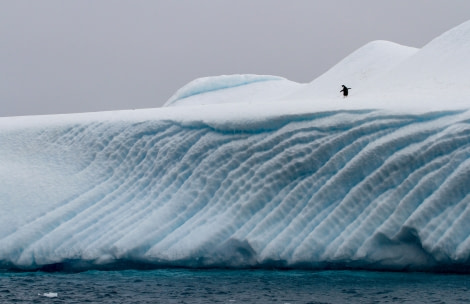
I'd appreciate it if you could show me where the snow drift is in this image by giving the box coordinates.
[287,40,418,101]
[164,74,303,107]
[1,20,470,272]
[359,19,470,105]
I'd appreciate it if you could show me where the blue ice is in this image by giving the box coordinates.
[1,109,470,271]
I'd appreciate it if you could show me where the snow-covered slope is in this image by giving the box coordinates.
[1,21,470,272]
[163,41,419,109]
[165,20,470,110]
[164,74,303,107]
[287,40,418,101]
[358,20,470,107]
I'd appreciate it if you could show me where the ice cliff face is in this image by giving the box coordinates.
[1,109,470,271]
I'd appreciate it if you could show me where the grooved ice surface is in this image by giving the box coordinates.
[1,110,470,271]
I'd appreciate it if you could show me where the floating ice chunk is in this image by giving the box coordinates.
[41,292,58,298]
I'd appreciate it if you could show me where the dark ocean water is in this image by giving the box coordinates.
[0,269,469,303]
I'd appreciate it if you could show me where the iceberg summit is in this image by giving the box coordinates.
[1,20,470,272]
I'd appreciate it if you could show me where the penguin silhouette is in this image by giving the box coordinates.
[340,85,351,97]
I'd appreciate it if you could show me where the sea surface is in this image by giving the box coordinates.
[0,268,469,303]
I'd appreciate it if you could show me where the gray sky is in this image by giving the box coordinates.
[2,0,470,117]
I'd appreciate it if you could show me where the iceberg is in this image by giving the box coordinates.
[1,20,470,272]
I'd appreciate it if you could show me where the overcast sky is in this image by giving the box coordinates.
[2,0,470,117]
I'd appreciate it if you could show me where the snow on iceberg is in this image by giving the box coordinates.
[287,40,418,101]
[164,74,303,107]
[358,19,470,106]
[1,21,470,272]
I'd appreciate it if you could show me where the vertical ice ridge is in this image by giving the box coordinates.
[140,134,259,257]
[173,113,434,260]
[250,115,422,260]
[411,157,470,254]
[149,131,298,257]
[290,116,455,262]
[0,122,135,265]
[174,115,398,259]
[428,194,470,261]
[454,197,470,260]
[327,123,470,260]
[1,122,178,265]
[259,130,389,259]
[145,118,343,258]
[80,127,225,258]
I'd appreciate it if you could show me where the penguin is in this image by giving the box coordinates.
[340,85,351,97]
